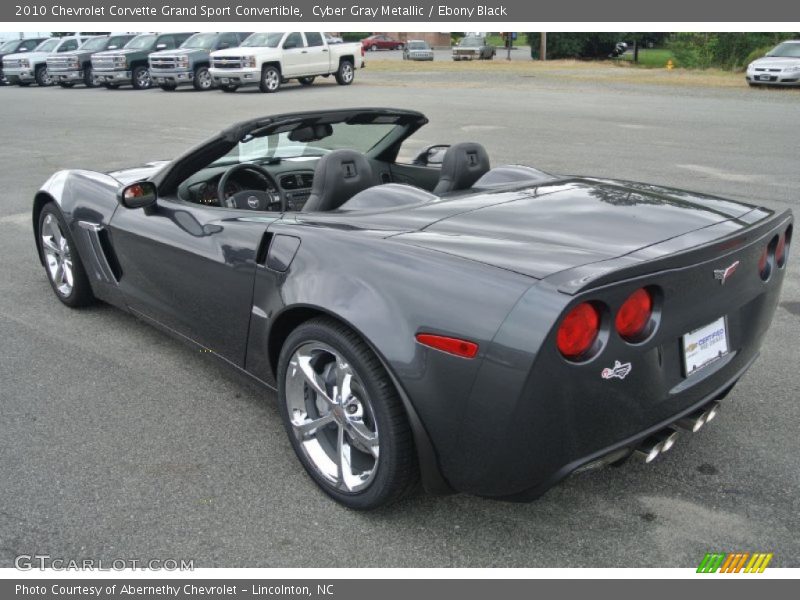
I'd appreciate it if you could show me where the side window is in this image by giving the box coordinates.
[59,39,78,52]
[218,33,239,49]
[174,33,192,46]
[284,32,304,49]
[20,40,39,51]
[305,32,323,47]
[237,33,253,44]
[107,36,128,49]
[157,35,176,49]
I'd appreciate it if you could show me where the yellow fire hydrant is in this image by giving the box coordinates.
[666,59,674,71]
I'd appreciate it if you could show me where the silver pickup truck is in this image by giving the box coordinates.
[47,34,135,88]
[149,32,251,91]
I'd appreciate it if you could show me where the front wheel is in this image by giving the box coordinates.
[38,204,95,308]
[193,65,213,91]
[298,76,315,86]
[278,317,418,509]
[370,44,378,52]
[83,66,95,87]
[335,60,354,85]
[35,65,51,86]
[131,65,151,90]
[259,65,281,93]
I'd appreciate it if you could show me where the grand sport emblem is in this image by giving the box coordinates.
[601,360,632,380]
[713,260,740,285]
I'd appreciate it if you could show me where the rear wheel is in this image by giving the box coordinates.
[278,317,418,509]
[298,76,315,86]
[370,44,378,52]
[335,60,354,85]
[131,65,150,90]
[83,65,95,87]
[38,204,94,308]
[193,65,213,90]
[35,65,51,86]
[259,65,281,93]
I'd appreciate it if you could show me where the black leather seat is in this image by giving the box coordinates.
[302,149,374,212]
[432,142,491,195]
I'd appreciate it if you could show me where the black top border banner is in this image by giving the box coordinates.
[4,0,800,22]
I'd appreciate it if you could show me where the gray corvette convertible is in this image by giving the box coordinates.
[33,108,792,508]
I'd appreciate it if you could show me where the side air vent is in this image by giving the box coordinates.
[280,175,299,190]
[299,173,314,188]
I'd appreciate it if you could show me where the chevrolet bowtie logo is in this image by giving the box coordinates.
[713,260,740,286]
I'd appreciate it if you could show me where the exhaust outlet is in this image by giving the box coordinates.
[672,402,720,433]
[633,437,662,463]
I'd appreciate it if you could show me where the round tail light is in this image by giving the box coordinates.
[557,302,600,360]
[615,288,653,341]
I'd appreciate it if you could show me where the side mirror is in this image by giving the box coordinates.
[156,43,168,50]
[118,182,157,209]
[413,144,450,166]
[107,45,118,50]
[283,41,297,50]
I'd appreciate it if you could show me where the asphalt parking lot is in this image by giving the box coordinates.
[1,64,799,568]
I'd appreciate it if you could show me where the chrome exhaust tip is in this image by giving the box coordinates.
[673,409,707,433]
[633,438,662,463]
[653,429,679,453]
[704,402,720,423]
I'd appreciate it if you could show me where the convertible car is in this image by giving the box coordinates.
[33,108,792,509]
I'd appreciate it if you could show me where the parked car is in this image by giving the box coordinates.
[325,34,343,45]
[149,32,251,91]
[91,32,194,90]
[31,107,793,509]
[403,40,434,61]
[746,40,800,87]
[47,34,135,88]
[0,37,48,85]
[3,36,89,86]
[361,34,404,51]
[209,31,364,93]
[452,35,496,61]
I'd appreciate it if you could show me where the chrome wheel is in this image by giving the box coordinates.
[262,68,280,91]
[285,342,379,493]
[134,67,150,89]
[340,63,354,84]
[41,213,73,297]
[196,67,212,89]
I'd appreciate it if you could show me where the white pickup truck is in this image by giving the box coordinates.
[208,31,364,93]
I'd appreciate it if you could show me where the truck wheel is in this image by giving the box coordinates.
[35,65,52,86]
[193,66,213,91]
[83,66,95,87]
[335,60,354,85]
[298,76,315,86]
[220,84,238,93]
[259,65,281,93]
[131,65,151,90]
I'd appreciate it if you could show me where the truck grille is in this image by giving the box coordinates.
[46,56,73,70]
[212,57,243,69]
[754,68,782,72]
[150,56,177,70]
[3,59,21,69]
[92,56,117,70]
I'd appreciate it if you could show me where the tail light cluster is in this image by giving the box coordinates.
[556,287,656,361]
[759,225,792,281]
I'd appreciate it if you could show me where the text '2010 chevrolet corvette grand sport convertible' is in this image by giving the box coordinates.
[33,108,792,509]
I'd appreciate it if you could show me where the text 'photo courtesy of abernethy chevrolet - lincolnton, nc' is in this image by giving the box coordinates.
[32,105,791,509]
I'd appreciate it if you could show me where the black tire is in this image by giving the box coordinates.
[334,60,354,86]
[58,82,75,88]
[37,203,95,308]
[220,84,238,93]
[298,76,315,86]
[277,317,418,509]
[159,83,177,91]
[370,44,378,52]
[83,65,95,87]
[131,65,150,90]
[259,65,281,93]
[35,65,51,86]
[193,65,213,91]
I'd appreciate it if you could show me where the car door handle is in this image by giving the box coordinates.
[322,49,328,52]
[301,50,307,54]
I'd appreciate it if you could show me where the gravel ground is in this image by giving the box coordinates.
[0,66,798,568]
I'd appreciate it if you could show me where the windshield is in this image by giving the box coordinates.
[408,42,428,50]
[79,37,109,51]
[212,122,398,166]
[460,37,482,47]
[241,32,284,48]
[124,34,156,50]
[181,33,218,50]
[0,40,20,53]
[766,42,800,58]
[34,39,59,53]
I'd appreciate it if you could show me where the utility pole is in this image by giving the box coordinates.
[540,32,547,61]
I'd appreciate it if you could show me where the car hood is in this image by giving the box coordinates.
[211,46,275,57]
[150,48,205,58]
[107,162,170,185]
[373,178,757,279]
[93,48,147,57]
[3,51,51,61]
[750,56,800,68]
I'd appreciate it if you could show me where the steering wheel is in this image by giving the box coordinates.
[217,163,285,211]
